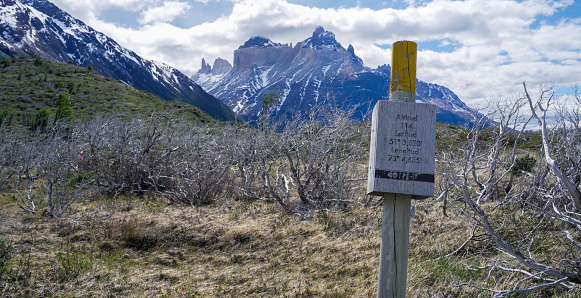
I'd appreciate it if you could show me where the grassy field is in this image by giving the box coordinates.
[0,190,464,297]
[2,187,577,297]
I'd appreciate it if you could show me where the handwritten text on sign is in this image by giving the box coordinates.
[367,101,436,198]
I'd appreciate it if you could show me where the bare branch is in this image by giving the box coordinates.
[524,81,581,211]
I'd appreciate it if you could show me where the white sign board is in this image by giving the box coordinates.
[367,100,436,198]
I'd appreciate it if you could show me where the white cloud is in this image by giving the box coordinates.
[47,0,581,108]
[50,0,157,19]
[139,1,191,24]
[192,0,222,4]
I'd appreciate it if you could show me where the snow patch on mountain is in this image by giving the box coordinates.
[191,26,476,125]
[0,5,20,29]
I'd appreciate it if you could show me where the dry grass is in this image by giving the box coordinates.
[0,190,577,297]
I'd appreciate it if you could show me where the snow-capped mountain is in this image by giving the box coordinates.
[193,26,474,125]
[0,0,235,121]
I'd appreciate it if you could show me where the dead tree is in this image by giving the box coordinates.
[0,122,20,190]
[437,84,581,296]
[264,107,368,213]
[16,130,44,214]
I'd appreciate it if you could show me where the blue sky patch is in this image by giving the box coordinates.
[418,39,461,53]
[529,2,581,29]
[287,0,390,10]
[98,1,235,28]
[375,39,461,53]
[498,50,512,66]
[100,8,141,28]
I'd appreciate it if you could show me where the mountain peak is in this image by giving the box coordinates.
[200,58,211,74]
[239,36,281,49]
[376,64,391,75]
[192,27,477,126]
[211,57,232,75]
[347,44,364,64]
[303,26,341,48]
[313,26,325,35]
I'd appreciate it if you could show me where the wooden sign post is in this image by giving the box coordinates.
[368,41,436,297]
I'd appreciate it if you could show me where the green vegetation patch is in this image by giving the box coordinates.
[0,56,214,126]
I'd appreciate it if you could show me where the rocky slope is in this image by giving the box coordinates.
[193,26,474,125]
[0,0,235,121]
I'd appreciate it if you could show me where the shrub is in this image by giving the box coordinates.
[120,219,158,251]
[55,93,72,120]
[0,235,13,280]
[30,108,52,132]
[513,154,536,176]
[34,55,43,66]
[0,109,12,126]
[0,56,11,68]
[67,81,75,93]
[56,244,93,281]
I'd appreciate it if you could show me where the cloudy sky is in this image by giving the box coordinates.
[49,0,581,108]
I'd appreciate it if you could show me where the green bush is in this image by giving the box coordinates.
[513,154,537,176]
[67,171,93,186]
[30,108,52,132]
[55,93,72,120]
[67,81,75,93]
[0,56,11,68]
[0,236,13,279]
[34,55,43,66]
[56,245,93,281]
[0,109,12,126]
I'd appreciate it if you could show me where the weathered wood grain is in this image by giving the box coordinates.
[367,100,436,198]
[371,40,436,298]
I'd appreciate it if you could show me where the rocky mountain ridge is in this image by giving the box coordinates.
[193,26,474,125]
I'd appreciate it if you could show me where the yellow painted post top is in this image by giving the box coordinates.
[390,41,417,102]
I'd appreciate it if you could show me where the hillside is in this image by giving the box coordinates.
[0,56,215,125]
[0,0,236,122]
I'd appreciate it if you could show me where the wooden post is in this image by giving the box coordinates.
[390,41,417,103]
[368,41,436,297]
